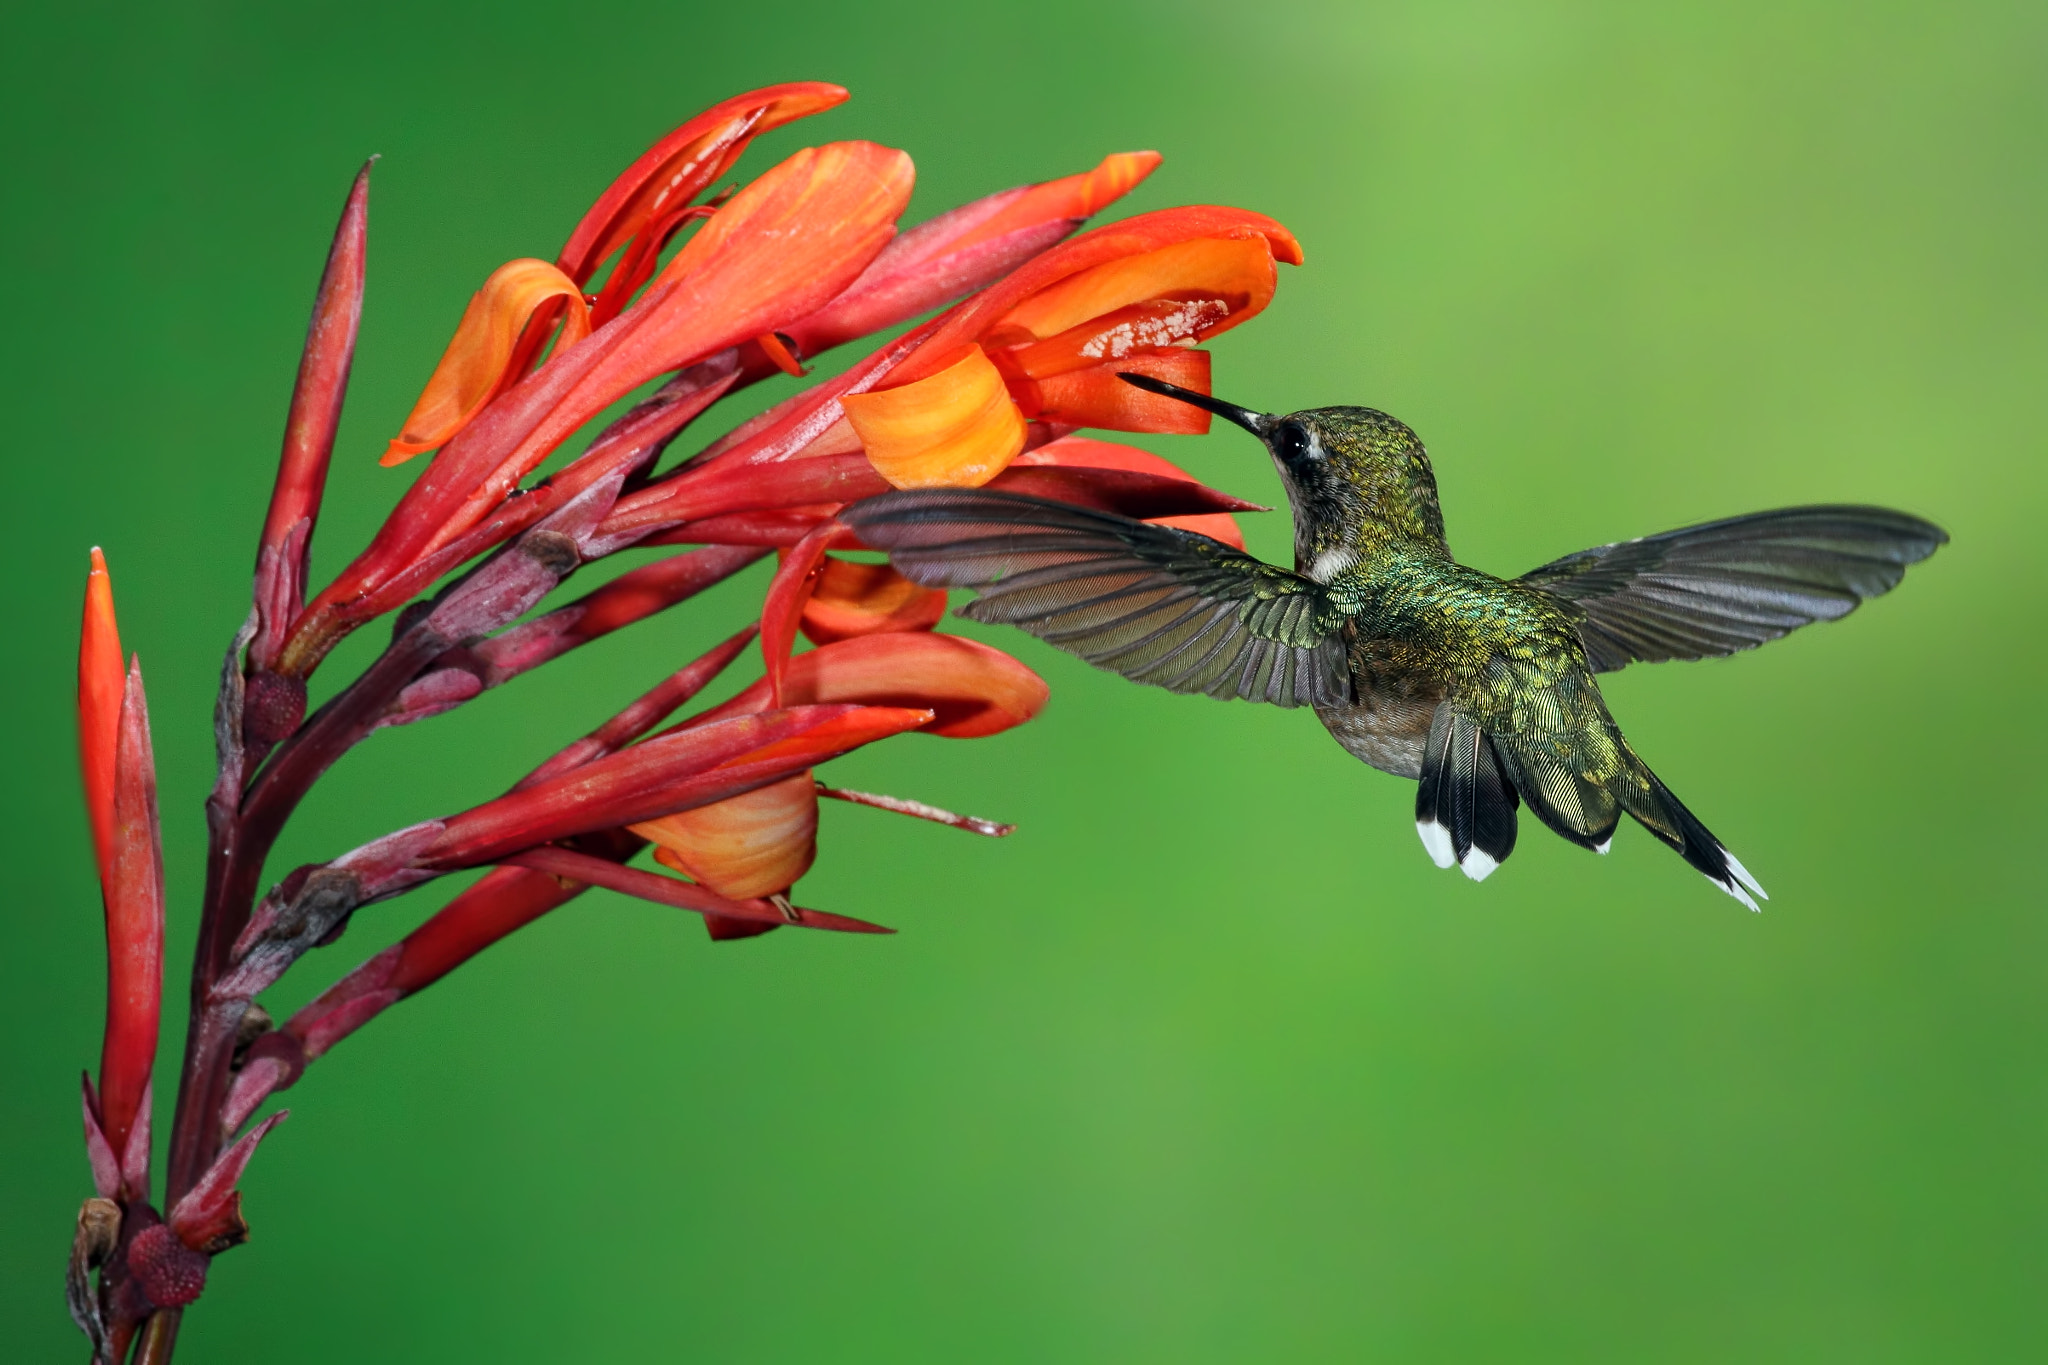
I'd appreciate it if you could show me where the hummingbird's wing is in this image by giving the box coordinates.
[1516,505,1945,672]
[841,489,1351,707]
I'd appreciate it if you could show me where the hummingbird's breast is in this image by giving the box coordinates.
[1311,629,1444,778]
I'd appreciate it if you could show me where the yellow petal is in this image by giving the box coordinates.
[631,770,818,899]
[838,344,1026,488]
[380,259,591,465]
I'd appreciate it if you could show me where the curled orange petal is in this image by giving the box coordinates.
[703,633,1048,739]
[380,259,591,466]
[997,234,1276,344]
[799,555,947,644]
[840,344,1026,488]
[633,771,819,899]
[787,635,1045,737]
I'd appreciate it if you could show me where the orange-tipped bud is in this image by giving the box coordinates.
[78,549,124,893]
[381,259,592,465]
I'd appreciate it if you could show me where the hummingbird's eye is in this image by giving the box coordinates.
[1270,421,1313,465]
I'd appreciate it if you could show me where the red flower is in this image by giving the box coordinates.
[65,82,1301,1359]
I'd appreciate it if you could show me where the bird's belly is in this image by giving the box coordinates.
[1313,686,1438,779]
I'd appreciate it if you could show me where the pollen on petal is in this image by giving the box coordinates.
[997,235,1277,344]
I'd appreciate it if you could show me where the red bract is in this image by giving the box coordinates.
[62,82,1300,1361]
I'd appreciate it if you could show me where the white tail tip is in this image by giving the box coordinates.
[1416,818,1456,869]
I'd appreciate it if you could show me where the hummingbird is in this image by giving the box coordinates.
[839,374,1946,907]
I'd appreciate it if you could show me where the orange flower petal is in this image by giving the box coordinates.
[784,152,1159,362]
[657,141,914,295]
[396,142,915,560]
[633,770,819,899]
[839,344,1026,488]
[997,234,1276,344]
[702,633,1048,739]
[799,555,948,644]
[1016,436,1246,549]
[1022,348,1213,433]
[887,207,1301,389]
[380,259,591,466]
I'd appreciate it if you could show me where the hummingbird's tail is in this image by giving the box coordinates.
[1481,716,1768,909]
[1611,758,1768,912]
[1414,704,1519,882]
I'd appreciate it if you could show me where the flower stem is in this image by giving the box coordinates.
[133,1309,179,1365]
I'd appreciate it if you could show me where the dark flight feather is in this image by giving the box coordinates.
[843,490,1352,707]
[1517,505,1947,672]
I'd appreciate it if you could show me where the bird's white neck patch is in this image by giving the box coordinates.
[1308,546,1356,583]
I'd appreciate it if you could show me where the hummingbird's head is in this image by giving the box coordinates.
[1117,374,1447,579]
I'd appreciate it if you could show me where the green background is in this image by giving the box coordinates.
[4,1,2043,1359]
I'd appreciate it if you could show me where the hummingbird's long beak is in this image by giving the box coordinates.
[1116,372,1270,436]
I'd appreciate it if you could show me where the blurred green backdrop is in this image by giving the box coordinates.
[4,1,2043,1359]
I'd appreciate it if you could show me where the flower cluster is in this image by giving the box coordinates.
[67,82,1298,1362]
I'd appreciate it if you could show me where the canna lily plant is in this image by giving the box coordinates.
[64,81,1300,1362]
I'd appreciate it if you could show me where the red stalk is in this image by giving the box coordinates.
[471,545,765,685]
[516,625,760,789]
